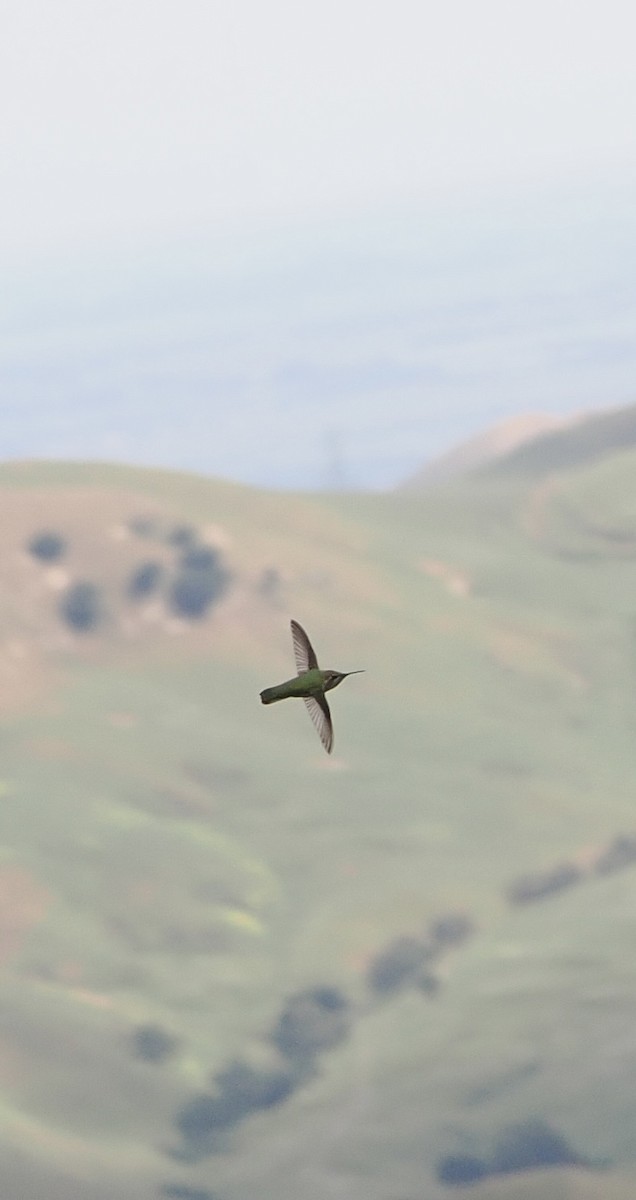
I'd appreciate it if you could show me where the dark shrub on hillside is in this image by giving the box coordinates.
[169,549,230,620]
[436,1154,488,1186]
[176,1093,235,1141]
[175,1059,296,1147]
[594,833,636,875]
[429,911,475,947]
[271,986,351,1063]
[166,523,197,548]
[127,560,164,599]
[28,530,67,561]
[416,970,441,997]
[367,936,435,996]
[491,1119,588,1175]
[505,861,582,905]
[59,581,102,632]
[214,1058,296,1114]
[128,514,160,538]
[131,1023,178,1063]
[169,570,225,619]
[257,566,282,602]
[180,546,219,571]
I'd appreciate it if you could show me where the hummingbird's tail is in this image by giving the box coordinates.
[260,687,280,705]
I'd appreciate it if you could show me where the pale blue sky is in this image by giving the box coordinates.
[2,0,635,258]
[2,1,636,487]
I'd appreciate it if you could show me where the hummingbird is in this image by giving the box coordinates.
[260,619,364,754]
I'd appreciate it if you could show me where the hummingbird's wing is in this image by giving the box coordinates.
[291,619,318,672]
[303,694,333,755]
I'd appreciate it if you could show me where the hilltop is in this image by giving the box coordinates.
[1,451,636,1199]
[402,399,636,493]
[399,412,575,489]
[483,400,636,480]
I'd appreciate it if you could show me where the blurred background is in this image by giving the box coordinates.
[1,2,636,1197]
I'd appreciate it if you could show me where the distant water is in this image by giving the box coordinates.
[2,182,635,489]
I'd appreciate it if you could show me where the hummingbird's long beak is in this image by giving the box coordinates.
[344,670,365,676]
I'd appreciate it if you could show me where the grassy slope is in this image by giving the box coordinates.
[0,459,635,1198]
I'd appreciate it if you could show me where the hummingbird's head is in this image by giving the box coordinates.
[323,668,364,692]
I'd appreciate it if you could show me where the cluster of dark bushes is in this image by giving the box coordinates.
[365,911,475,999]
[27,529,106,633]
[126,516,231,620]
[125,540,230,622]
[174,985,352,1157]
[505,831,636,907]
[176,1057,297,1152]
[437,1118,598,1187]
[168,545,230,619]
[26,514,232,634]
[271,985,352,1064]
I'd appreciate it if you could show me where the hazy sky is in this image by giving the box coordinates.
[2,1,635,488]
[3,0,635,260]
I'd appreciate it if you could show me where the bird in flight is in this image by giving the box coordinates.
[260,619,363,754]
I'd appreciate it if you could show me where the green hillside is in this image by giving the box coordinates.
[1,456,636,1199]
